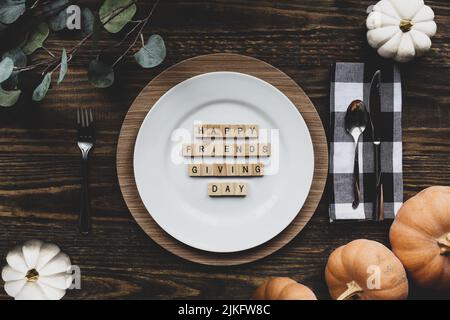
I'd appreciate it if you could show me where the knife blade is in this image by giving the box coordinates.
[369,70,384,221]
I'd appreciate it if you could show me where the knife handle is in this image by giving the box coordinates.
[373,143,384,221]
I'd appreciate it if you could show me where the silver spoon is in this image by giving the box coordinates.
[345,100,369,209]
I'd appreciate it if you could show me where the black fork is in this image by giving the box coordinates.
[76,108,95,235]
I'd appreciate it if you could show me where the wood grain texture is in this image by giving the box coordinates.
[0,0,449,299]
[116,53,328,266]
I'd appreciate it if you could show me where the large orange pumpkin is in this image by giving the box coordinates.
[325,239,408,300]
[390,186,450,291]
[253,277,317,300]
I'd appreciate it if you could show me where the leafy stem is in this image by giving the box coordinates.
[14,0,152,73]
[0,0,166,106]
[111,0,160,67]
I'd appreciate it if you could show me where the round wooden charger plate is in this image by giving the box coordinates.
[117,53,328,266]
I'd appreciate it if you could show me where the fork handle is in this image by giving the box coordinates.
[79,157,91,235]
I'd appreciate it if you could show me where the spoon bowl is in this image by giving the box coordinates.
[345,100,368,139]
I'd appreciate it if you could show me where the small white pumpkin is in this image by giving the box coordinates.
[1,240,73,300]
[366,0,437,62]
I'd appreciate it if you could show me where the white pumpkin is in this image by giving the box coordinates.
[1,240,73,300]
[366,0,437,62]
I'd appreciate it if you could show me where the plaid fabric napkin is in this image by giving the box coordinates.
[329,62,403,221]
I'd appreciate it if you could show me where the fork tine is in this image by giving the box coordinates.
[87,109,92,126]
[89,109,93,123]
[84,109,90,127]
[81,108,86,127]
[77,108,81,125]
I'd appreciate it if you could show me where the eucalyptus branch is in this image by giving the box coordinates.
[0,0,165,105]
[14,0,145,73]
[112,0,160,67]
[41,46,55,57]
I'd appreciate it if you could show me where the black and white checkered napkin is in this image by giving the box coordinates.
[329,62,403,221]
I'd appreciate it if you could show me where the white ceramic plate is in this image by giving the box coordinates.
[134,72,314,253]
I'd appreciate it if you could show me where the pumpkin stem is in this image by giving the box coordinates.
[399,19,414,32]
[337,281,363,300]
[25,269,39,282]
[437,233,450,255]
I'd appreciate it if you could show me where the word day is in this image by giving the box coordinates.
[194,123,259,138]
[188,163,264,177]
[208,182,248,197]
[182,143,271,157]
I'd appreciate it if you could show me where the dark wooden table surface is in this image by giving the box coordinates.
[0,0,449,300]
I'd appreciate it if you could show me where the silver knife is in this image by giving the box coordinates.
[369,70,384,221]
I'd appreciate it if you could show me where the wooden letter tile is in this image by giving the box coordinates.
[193,124,205,138]
[201,164,214,176]
[234,144,245,157]
[208,183,222,196]
[223,144,235,157]
[203,142,215,157]
[226,164,236,176]
[221,183,235,196]
[234,183,248,196]
[182,144,193,157]
[258,143,271,157]
[188,164,201,177]
[239,164,252,176]
[205,125,222,138]
[212,142,224,157]
[213,164,227,176]
[252,163,264,176]
[245,143,259,157]
[235,125,246,138]
[222,125,233,138]
[245,125,259,138]
[192,144,205,157]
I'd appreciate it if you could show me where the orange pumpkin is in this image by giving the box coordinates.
[390,186,450,291]
[325,239,408,300]
[253,277,317,300]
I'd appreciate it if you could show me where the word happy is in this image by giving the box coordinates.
[194,124,259,138]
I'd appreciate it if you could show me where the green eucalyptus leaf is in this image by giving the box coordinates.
[57,49,68,85]
[91,15,101,50]
[81,7,94,35]
[22,22,50,55]
[2,73,18,90]
[0,57,14,83]
[0,86,21,107]
[32,72,52,102]
[40,0,69,16]
[2,47,26,90]
[134,35,166,68]
[2,47,26,67]
[48,8,68,31]
[99,0,136,34]
[0,0,26,25]
[88,59,114,88]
